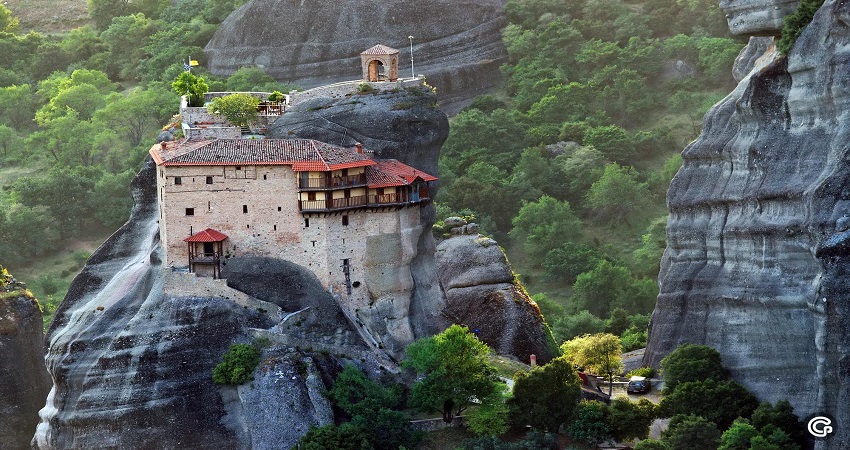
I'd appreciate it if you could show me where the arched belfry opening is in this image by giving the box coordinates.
[360,44,399,82]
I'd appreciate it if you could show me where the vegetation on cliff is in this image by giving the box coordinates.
[436,0,745,349]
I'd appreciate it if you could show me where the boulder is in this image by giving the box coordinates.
[436,234,556,364]
[204,0,508,114]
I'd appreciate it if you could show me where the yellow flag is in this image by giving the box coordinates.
[190,60,199,66]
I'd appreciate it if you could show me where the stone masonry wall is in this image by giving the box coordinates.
[157,162,425,353]
[288,77,424,107]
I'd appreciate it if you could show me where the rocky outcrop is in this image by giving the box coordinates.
[268,85,450,343]
[436,233,557,365]
[0,278,50,450]
[204,0,507,113]
[32,159,343,449]
[645,1,850,446]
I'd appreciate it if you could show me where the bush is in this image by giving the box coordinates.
[661,414,721,450]
[566,400,612,446]
[628,367,657,378]
[358,82,374,93]
[777,0,826,55]
[660,344,728,392]
[212,343,261,385]
[659,379,759,430]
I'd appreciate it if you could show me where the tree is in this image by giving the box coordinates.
[606,307,630,336]
[551,310,605,342]
[507,356,581,432]
[0,125,18,159]
[571,260,638,318]
[561,333,623,397]
[509,195,582,261]
[566,400,612,446]
[553,144,606,203]
[226,66,278,91]
[659,379,759,430]
[0,4,18,33]
[586,163,654,226]
[660,343,729,393]
[583,125,633,163]
[661,414,722,450]
[35,83,106,124]
[172,71,209,107]
[326,364,400,416]
[750,401,805,448]
[100,13,158,80]
[466,390,510,436]
[607,397,657,442]
[95,87,177,147]
[295,423,374,450]
[0,84,37,130]
[634,440,670,450]
[207,93,259,127]
[632,216,668,277]
[403,324,505,423]
[543,242,603,284]
[719,419,759,450]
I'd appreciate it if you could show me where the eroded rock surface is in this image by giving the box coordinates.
[645,2,850,446]
[205,0,507,113]
[436,234,556,365]
[0,285,50,450]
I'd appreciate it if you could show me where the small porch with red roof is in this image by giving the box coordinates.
[184,228,228,279]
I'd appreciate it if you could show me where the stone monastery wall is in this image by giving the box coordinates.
[156,163,424,311]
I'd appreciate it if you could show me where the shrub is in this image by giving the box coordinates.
[661,414,721,450]
[777,0,826,55]
[358,83,374,93]
[207,93,259,127]
[628,367,657,378]
[566,400,612,446]
[212,343,261,385]
[267,90,284,102]
[660,343,728,392]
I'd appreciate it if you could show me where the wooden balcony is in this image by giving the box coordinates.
[189,252,221,264]
[299,195,368,212]
[299,173,367,190]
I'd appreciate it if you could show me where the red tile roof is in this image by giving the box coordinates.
[150,139,376,171]
[361,44,399,55]
[184,228,228,242]
[366,159,437,188]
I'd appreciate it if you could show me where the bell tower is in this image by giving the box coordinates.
[360,44,399,82]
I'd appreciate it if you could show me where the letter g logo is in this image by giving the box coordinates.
[807,414,836,440]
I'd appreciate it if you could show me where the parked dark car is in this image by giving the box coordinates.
[627,376,652,394]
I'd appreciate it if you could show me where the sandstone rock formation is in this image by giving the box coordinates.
[645,1,850,446]
[204,0,508,113]
[436,233,557,365]
[0,277,50,450]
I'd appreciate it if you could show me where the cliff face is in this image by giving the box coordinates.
[204,0,507,113]
[645,1,850,446]
[0,278,51,450]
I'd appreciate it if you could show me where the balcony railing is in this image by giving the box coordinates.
[299,173,367,190]
[299,195,368,211]
[299,189,432,212]
[189,252,220,263]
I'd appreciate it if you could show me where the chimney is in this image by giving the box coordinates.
[530,354,537,368]
[355,142,363,154]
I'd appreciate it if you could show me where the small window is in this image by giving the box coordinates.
[342,215,349,226]
[206,176,213,184]
[263,174,267,180]
[312,240,317,247]
[185,208,194,216]
[174,177,182,185]
[304,218,310,228]
[235,166,241,170]
[273,225,277,231]
[243,205,248,214]
[278,206,282,211]
[247,224,250,229]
